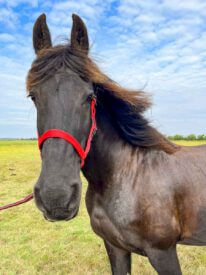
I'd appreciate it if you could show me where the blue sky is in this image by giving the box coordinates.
[0,0,206,138]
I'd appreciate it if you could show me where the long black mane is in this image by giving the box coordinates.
[27,44,179,154]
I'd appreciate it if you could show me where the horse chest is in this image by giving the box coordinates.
[86,186,144,252]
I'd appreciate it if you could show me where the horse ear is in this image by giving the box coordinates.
[33,13,52,54]
[71,14,89,54]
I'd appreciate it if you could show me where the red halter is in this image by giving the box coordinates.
[38,97,97,167]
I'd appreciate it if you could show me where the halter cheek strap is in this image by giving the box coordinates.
[38,97,97,167]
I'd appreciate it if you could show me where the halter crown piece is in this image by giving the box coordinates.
[38,97,97,167]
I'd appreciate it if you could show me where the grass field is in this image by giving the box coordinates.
[0,140,206,274]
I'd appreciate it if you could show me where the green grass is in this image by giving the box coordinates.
[0,140,206,274]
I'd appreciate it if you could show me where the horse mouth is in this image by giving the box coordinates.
[43,207,78,222]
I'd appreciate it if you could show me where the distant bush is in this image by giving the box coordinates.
[168,134,206,141]
[19,138,37,140]
[186,134,196,141]
[197,134,206,140]
[168,134,184,140]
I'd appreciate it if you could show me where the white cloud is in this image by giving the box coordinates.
[0,71,36,138]
[0,0,38,8]
[163,0,206,13]
[0,33,15,42]
[0,7,18,28]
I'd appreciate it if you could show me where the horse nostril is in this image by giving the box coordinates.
[34,185,46,212]
[66,184,79,210]
[34,185,40,200]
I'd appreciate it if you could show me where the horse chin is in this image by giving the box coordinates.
[43,208,78,222]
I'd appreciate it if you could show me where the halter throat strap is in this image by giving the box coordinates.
[38,97,97,167]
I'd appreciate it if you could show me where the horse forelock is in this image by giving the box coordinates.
[26,44,149,108]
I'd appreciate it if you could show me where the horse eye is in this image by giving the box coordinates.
[28,93,36,102]
[87,94,95,101]
[31,96,36,102]
[82,94,95,105]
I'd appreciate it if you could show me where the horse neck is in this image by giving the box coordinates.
[82,109,142,185]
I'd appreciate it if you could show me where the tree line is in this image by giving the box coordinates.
[168,134,206,140]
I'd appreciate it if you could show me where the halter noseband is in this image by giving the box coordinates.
[38,97,97,167]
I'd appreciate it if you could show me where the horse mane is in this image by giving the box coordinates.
[27,44,179,154]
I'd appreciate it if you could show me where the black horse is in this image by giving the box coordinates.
[27,13,206,275]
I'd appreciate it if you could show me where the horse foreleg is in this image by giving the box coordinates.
[104,240,131,275]
[145,245,182,275]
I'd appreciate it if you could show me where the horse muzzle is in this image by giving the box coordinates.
[34,183,80,221]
